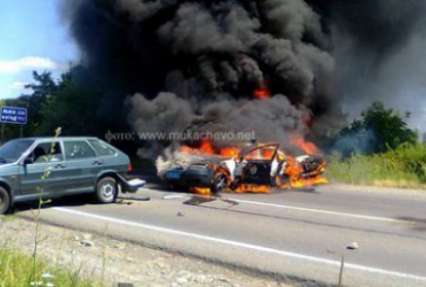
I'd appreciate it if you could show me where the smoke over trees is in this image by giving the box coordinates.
[309,0,426,131]
[60,0,426,153]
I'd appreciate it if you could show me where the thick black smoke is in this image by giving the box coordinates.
[63,0,338,151]
[310,0,426,131]
[63,0,426,156]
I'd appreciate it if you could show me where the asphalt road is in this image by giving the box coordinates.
[17,184,426,287]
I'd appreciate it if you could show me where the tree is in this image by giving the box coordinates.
[1,70,103,139]
[38,72,100,135]
[335,102,417,154]
[0,72,58,140]
[1,67,131,152]
[362,102,417,151]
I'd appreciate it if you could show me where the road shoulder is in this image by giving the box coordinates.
[1,215,294,287]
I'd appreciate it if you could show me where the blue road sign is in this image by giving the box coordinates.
[0,106,28,125]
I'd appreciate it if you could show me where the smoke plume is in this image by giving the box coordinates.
[63,0,426,158]
[310,0,426,131]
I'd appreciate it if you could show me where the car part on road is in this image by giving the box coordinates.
[116,174,146,193]
[119,194,151,202]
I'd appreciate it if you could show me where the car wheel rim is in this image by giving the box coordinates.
[215,175,226,192]
[101,183,115,199]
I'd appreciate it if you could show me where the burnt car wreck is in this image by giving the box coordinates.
[162,143,327,195]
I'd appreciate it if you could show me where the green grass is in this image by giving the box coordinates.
[0,248,102,287]
[327,143,426,189]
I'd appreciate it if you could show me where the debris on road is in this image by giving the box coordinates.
[119,194,151,202]
[347,242,360,250]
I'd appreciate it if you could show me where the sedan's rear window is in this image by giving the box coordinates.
[88,139,117,156]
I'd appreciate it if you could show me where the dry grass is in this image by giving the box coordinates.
[0,247,101,287]
[327,144,426,189]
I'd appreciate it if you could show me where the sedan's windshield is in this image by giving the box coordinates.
[0,139,34,163]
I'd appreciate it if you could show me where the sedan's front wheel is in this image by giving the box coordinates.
[96,177,118,204]
[0,187,11,215]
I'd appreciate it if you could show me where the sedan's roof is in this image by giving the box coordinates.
[20,136,100,141]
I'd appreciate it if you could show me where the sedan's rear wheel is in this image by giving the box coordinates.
[96,177,118,204]
[0,187,11,215]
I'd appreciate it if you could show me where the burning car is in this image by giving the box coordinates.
[162,142,327,195]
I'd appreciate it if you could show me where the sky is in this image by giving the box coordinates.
[0,0,78,99]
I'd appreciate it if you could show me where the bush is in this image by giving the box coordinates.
[327,144,426,189]
[332,102,417,155]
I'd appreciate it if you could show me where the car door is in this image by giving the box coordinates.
[241,145,278,185]
[87,138,119,172]
[19,140,67,198]
[62,139,98,193]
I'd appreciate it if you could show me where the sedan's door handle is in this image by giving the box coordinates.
[92,160,103,166]
[54,163,66,169]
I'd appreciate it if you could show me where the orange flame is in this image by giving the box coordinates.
[190,187,212,196]
[254,87,270,100]
[235,184,270,193]
[279,155,328,189]
[190,185,270,196]
[199,138,215,154]
[253,81,271,100]
[220,146,241,158]
[290,135,320,155]
[180,138,240,158]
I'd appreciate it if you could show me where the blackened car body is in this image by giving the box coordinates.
[0,137,145,214]
[163,143,326,194]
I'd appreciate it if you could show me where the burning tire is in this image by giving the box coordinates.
[211,172,229,194]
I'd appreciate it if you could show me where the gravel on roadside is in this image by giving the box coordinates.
[0,216,293,287]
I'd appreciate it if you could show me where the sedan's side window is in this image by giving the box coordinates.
[88,139,117,156]
[30,142,63,163]
[64,141,96,160]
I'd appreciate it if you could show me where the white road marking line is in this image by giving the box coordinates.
[227,198,409,223]
[53,207,426,282]
[163,194,188,200]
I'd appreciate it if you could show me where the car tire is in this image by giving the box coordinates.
[96,177,118,204]
[211,173,229,194]
[0,187,11,215]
